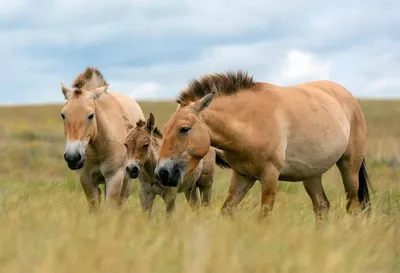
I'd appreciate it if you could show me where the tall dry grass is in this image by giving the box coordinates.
[0,100,399,273]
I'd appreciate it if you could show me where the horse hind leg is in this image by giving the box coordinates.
[302,176,330,222]
[337,155,371,215]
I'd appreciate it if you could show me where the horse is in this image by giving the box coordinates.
[154,70,371,222]
[60,66,145,211]
[123,112,230,217]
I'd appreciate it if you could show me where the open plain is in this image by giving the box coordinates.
[0,100,399,273]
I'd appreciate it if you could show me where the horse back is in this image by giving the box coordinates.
[304,80,365,123]
[110,92,145,125]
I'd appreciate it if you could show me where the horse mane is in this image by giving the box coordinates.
[151,127,163,138]
[176,70,256,106]
[72,66,108,92]
[136,120,163,139]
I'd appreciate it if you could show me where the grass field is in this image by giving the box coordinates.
[0,100,399,273]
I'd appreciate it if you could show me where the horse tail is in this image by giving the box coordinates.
[358,158,372,214]
[215,148,231,169]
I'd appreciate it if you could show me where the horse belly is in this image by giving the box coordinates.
[279,115,350,182]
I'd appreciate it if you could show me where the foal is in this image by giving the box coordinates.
[123,113,229,216]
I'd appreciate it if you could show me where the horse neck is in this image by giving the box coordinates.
[199,99,243,152]
[90,93,125,153]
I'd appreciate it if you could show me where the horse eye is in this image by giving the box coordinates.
[143,143,149,148]
[124,143,128,149]
[88,113,95,120]
[61,113,65,120]
[179,127,191,134]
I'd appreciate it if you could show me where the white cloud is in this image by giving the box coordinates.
[111,81,164,100]
[274,49,332,85]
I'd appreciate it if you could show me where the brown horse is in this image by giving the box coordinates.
[155,71,371,222]
[60,67,145,211]
[123,113,229,217]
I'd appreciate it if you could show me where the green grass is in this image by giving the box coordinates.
[0,100,399,273]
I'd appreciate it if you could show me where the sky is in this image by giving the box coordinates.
[0,0,399,105]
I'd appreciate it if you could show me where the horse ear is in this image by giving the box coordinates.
[90,84,109,100]
[194,92,215,113]
[61,82,72,99]
[122,116,134,132]
[146,112,155,132]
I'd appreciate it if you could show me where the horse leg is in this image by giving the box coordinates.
[104,169,125,209]
[196,168,213,207]
[221,171,256,218]
[199,185,212,207]
[80,172,101,212]
[258,164,280,221]
[138,185,156,217]
[162,187,177,218]
[184,187,200,211]
[303,176,330,222]
[337,155,365,214]
[118,175,133,206]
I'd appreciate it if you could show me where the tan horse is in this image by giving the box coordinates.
[60,67,144,211]
[123,113,229,217]
[155,71,371,222]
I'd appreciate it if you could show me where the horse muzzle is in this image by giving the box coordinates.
[64,152,85,170]
[155,161,182,187]
[126,164,140,179]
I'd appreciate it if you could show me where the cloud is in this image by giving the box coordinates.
[274,49,332,85]
[112,81,164,100]
[0,0,27,17]
[0,1,400,105]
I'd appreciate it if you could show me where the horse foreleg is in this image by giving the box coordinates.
[221,171,256,218]
[80,172,101,213]
[196,169,213,207]
[258,164,279,222]
[199,185,212,207]
[184,187,200,211]
[119,175,133,206]
[138,185,156,217]
[162,187,177,218]
[104,169,125,209]
[303,176,330,222]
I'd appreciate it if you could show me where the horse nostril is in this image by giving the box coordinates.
[159,168,170,183]
[126,165,140,178]
[64,152,82,164]
[64,151,84,170]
